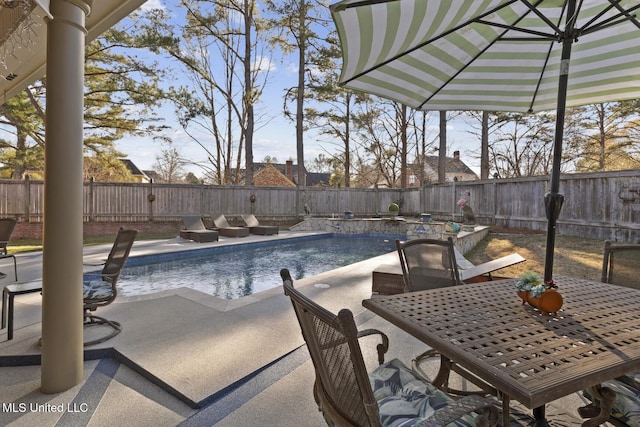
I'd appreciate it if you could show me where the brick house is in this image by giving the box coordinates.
[408,151,478,185]
[253,160,330,187]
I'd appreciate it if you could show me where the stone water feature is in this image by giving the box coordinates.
[290,216,488,254]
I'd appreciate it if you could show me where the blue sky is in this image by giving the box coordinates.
[113,0,482,176]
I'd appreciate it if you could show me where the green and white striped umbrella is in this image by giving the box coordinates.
[331,0,640,284]
[330,0,640,113]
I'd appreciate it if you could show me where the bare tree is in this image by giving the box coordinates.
[152,144,186,183]
[142,1,271,185]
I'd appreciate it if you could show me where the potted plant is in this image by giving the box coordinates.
[515,271,542,301]
[388,202,400,217]
[515,272,563,315]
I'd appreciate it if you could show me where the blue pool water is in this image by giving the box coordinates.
[116,235,400,299]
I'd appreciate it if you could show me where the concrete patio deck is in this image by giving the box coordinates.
[0,231,609,426]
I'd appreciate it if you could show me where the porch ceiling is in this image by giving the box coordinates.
[0,0,146,103]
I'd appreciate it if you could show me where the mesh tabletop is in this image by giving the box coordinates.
[362,276,640,409]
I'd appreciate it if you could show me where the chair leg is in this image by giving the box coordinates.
[83,313,122,346]
[7,293,15,340]
[579,385,616,427]
[2,287,7,329]
[413,350,496,397]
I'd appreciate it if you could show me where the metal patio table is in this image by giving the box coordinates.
[362,276,640,426]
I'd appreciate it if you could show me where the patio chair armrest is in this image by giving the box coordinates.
[357,328,389,365]
[418,395,499,427]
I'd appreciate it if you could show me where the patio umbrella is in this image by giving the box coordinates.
[330,0,640,284]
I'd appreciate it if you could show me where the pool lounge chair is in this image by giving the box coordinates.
[212,214,249,238]
[453,247,525,282]
[180,216,219,242]
[240,214,278,235]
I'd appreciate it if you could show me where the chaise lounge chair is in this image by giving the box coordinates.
[212,214,249,238]
[180,216,219,242]
[453,246,525,282]
[240,214,278,235]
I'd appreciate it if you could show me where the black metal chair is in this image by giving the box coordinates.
[395,237,496,397]
[601,240,640,288]
[280,268,498,427]
[581,241,640,425]
[395,237,462,292]
[82,228,138,346]
[0,217,18,281]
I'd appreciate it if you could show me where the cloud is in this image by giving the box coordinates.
[253,56,276,73]
[139,0,166,12]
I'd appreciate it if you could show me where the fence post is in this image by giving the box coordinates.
[492,178,498,226]
[24,174,30,223]
[147,178,154,221]
[88,177,95,222]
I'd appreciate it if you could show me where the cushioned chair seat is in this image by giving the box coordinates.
[371,358,477,427]
[583,375,640,427]
[212,215,249,237]
[180,216,219,242]
[83,279,114,300]
[241,214,278,235]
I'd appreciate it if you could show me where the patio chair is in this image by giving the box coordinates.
[601,240,640,289]
[0,217,18,281]
[240,214,278,235]
[395,237,497,396]
[0,217,17,256]
[83,228,138,346]
[180,216,219,242]
[580,241,640,425]
[212,214,249,238]
[395,237,462,292]
[280,268,499,427]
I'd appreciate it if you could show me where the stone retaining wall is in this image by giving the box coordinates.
[290,217,488,253]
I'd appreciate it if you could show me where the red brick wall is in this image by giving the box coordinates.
[13,221,182,240]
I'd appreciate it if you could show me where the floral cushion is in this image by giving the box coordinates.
[83,279,113,300]
[583,375,640,427]
[369,358,478,427]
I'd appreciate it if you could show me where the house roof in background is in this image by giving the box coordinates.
[254,164,295,187]
[119,158,145,177]
[422,154,477,177]
[254,162,330,186]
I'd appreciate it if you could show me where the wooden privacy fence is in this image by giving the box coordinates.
[0,170,638,241]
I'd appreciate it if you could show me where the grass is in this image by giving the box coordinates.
[465,232,605,281]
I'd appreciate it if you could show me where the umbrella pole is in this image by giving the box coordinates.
[543,0,576,285]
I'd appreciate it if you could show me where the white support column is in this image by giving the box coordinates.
[41,0,92,393]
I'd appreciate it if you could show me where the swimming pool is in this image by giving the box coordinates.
[115,234,401,299]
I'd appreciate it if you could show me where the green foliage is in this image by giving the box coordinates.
[571,102,640,172]
[515,271,543,292]
[0,16,168,181]
[84,156,135,182]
